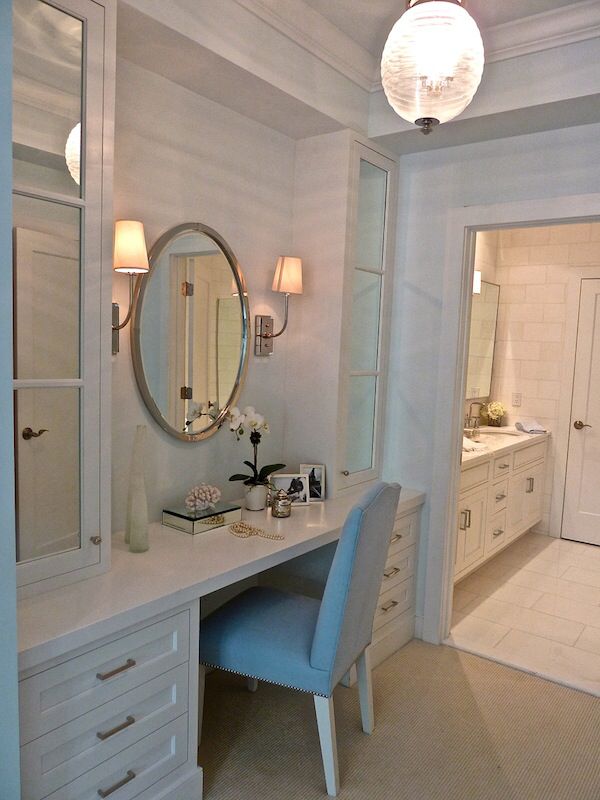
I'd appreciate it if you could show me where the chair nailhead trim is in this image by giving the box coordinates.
[200,661,330,698]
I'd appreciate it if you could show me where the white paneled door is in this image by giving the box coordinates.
[562,279,600,546]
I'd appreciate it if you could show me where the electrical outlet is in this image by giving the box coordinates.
[512,392,522,407]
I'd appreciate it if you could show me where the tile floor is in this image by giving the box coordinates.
[446,532,600,696]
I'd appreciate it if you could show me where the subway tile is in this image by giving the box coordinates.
[590,224,600,242]
[522,322,563,342]
[498,246,530,266]
[540,341,565,361]
[545,265,570,283]
[525,284,566,304]
[507,265,547,284]
[528,244,569,266]
[549,223,592,244]
[537,380,561,400]
[498,285,527,304]
[507,227,551,247]
[496,340,541,361]
[543,304,566,323]
[518,378,540,397]
[526,398,558,419]
[568,242,600,266]
[503,303,544,323]
[524,361,560,380]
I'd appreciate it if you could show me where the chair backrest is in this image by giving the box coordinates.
[310,481,401,689]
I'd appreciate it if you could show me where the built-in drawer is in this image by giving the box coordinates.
[43,714,189,800]
[389,511,418,553]
[20,664,188,800]
[381,545,416,590]
[493,454,513,480]
[373,575,414,632]
[514,440,547,472]
[489,478,508,513]
[460,460,490,494]
[20,610,190,745]
[485,510,507,555]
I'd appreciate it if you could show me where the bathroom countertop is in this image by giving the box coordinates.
[462,429,550,468]
[17,487,425,672]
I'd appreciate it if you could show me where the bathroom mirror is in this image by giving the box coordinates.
[465,280,500,400]
[132,223,250,441]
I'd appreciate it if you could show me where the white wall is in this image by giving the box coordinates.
[383,122,600,633]
[112,58,296,530]
[0,1,22,794]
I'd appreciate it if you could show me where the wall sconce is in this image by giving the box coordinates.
[473,269,482,295]
[255,256,303,356]
[112,220,149,354]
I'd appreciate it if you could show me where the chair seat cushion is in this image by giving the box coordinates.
[200,586,331,696]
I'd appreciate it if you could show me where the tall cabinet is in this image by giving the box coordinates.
[284,130,397,495]
[12,0,115,595]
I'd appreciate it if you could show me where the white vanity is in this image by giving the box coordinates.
[455,432,549,582]
[17,489,423,800]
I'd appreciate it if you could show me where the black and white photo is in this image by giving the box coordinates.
[300,464,326,502]
[271,473,310,506]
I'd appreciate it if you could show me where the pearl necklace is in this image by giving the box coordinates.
[229,521,284,541]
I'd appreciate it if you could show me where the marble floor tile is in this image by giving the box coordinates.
[533,593,600,630]
[575,626,600,656]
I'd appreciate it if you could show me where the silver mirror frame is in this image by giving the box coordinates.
[131,222,250,442]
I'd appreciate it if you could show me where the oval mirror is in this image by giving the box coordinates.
[131,223,249,441]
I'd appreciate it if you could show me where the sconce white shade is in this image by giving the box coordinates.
[473,269,482,294]
[272,256,303,295]
[113,220,149,274]
[381,0,484,131]
[65,122,81,185]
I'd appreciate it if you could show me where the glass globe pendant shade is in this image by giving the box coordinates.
[381,0,484,134]
[65,122,81,185]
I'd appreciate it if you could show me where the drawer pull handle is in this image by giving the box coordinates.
[383,566,401,579]
[96,658,136,681]
[98,770,136,798]
[391,532,403,543]
[493,529,504,538]
[495,493,506,501]
[526,477,535,494]
[97,715,136,741]
[498,463,510,470]
[381,600,399,613]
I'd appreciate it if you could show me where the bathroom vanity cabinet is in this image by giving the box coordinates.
[455,435,549,582]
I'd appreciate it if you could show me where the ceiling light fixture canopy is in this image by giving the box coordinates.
[381,0,484,135]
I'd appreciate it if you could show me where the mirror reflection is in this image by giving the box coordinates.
[133,225,249,441]
[466,280,500,400]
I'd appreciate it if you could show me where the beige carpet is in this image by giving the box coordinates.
[199,641,600,800]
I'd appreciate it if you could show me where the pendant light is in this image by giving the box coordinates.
[381,0,484,135]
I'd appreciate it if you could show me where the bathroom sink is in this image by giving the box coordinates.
[476,426,521,436]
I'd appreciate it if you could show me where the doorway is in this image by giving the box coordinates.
[446,221,600,696]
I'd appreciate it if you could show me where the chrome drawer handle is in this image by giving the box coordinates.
[495,493,507,501]
[380,600,399,613]
[383,566,401,579]
[96,658,136,681]
[390,532,403,543]
[526,477,535,494]
[97,715,136,741]
[98,770,136,798]
[493,529,504,538]
[498,463,510,470]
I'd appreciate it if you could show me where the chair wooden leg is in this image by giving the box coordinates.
[198,664,206,746]
[247,677,258,692]
[356,647,374,734]
[314,694,340,796]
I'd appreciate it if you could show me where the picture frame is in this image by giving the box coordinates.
[271,473,310,506]
[300,464,326,502]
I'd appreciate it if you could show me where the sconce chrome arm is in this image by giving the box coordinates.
[112,273,136,331]
[261,293,289,339]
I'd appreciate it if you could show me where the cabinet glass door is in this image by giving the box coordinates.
[342,150,393,485]
[13,0,105,589]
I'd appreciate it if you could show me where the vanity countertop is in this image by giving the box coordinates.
[462,430,550,468]
[17,487,425,672]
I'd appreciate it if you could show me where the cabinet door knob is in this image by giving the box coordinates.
[341,470,350,477]
[495,493,507,501]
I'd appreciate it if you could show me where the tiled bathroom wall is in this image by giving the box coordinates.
[489,222,600,534]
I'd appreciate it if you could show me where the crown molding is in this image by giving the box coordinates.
[233,0,377,91]
[483,0,600,63]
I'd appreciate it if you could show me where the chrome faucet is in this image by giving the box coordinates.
[465,401,485,433]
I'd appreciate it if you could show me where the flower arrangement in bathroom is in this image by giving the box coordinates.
[228,406,285,511]
[484,400,507,427]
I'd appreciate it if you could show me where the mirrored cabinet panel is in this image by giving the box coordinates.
[12,0,113,594]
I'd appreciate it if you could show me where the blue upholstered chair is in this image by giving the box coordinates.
[199,481,401,796]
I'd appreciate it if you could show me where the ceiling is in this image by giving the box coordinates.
[302,0,579,56]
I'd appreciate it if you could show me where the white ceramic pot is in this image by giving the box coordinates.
[245,484,268,511]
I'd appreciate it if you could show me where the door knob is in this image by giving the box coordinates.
[22,427,48,440]
[573,420,592,430]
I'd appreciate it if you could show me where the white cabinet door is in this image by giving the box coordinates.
[455,488,487,576]
[507,472,527,539]
[524,461,545,530]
